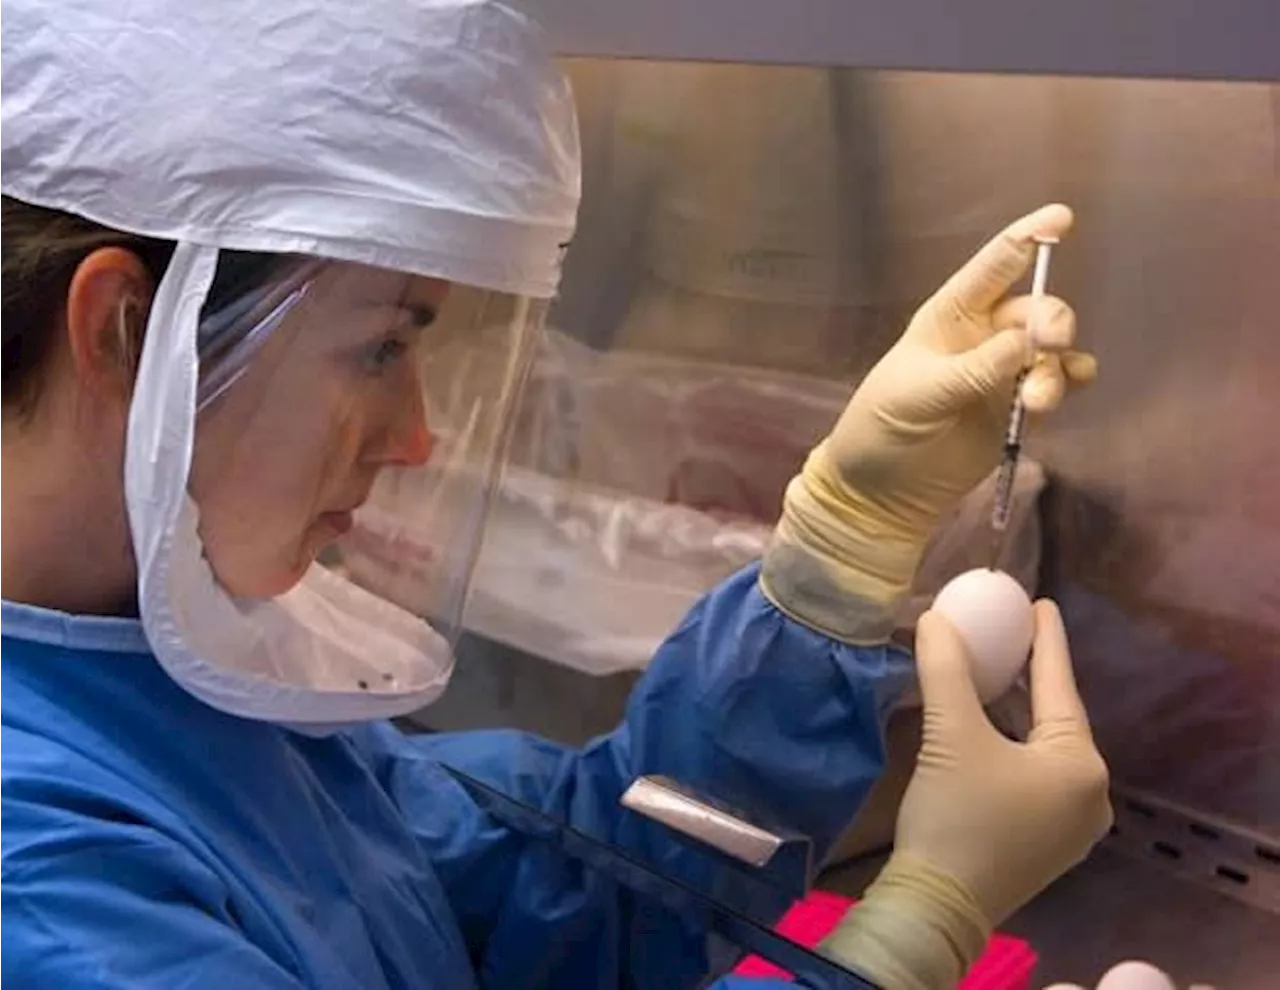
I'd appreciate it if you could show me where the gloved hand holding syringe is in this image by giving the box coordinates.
[763,205,1097,709]
[931,229,1103,707]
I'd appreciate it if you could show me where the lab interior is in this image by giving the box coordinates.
[398,4,1278,985]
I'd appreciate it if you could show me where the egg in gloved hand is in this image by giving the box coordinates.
[931,568,1034,704]
[1095,961,1178,990]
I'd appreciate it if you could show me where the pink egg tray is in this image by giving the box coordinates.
[733,890,1037,990]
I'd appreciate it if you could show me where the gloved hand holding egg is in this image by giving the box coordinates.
[818,603,1113,990]
[760,203,1097,646]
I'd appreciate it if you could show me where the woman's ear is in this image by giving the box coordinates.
[64,247,154,405]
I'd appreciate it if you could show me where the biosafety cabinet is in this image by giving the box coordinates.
[408,1,1280,981]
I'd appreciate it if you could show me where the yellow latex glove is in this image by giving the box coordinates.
[819,602,1113,990]
[761,204,1098,643]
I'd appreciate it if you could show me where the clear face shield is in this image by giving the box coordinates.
[143,251,545,727]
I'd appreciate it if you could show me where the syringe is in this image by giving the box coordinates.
[989,235,1056,569]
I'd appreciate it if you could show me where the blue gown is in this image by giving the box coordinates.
[1,564,912,989]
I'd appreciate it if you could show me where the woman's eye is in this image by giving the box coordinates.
[365,338,410,372]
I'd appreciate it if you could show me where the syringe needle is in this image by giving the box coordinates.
[989,236,1055,569]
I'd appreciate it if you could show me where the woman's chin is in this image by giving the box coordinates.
[209,524,354,600]
[212,554,315,601]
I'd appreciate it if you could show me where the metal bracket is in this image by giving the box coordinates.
[621,775,813,901]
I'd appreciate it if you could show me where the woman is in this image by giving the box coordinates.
[1,0,1110,987]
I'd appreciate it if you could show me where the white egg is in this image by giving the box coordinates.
[931,568,1034,703]
[1095,961,1177,990]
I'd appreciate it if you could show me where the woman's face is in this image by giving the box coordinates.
[188,263,451,598]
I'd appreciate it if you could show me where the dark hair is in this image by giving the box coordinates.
[2,195,280,417]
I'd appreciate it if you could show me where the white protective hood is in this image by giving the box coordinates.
[2,0,581,729]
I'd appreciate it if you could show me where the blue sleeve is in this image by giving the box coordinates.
[355,563,912,989]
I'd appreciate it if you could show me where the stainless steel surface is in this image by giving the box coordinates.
[1003,848,1280,987]
[513,0,1280,83]
[1107,786,1280,916]
[621,775,785,869]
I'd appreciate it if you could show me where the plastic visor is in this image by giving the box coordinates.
[145,253,544,722]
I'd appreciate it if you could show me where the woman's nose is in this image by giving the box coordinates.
[378,390,433,468]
